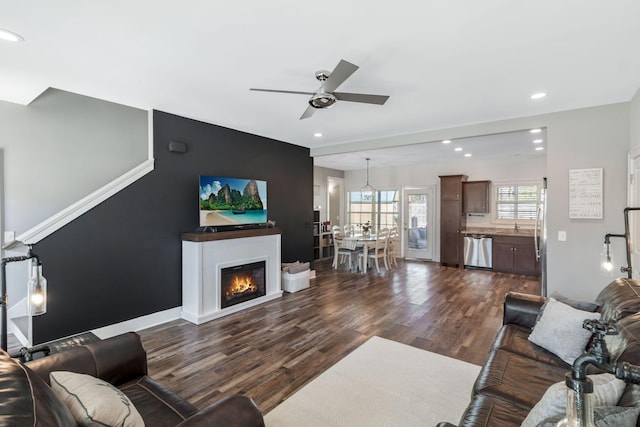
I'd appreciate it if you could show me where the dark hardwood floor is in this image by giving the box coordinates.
[137,259,540,414]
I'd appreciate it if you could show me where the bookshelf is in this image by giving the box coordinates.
[313,210,334,261]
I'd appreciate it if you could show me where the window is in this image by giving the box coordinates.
[495,183,540,222]
[347,190,399,231]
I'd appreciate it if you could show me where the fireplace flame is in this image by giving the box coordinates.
[226,274,257,299]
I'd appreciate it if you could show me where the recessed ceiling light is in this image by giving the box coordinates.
[530,92,547,100]
[0,28,24,42]
[464,153,472,157]
[442,140,451,144]
[533,139,543,144]
[530,128,542,134]
[535,147,544,151]
[454,147,463,152]
[313,132,323,138]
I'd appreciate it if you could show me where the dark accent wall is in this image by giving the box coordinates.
[33,110,313,344]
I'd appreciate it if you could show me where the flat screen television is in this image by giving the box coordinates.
[199,176,267,227]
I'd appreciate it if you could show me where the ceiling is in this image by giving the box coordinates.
[313,128,547,170]
[1,1,639,163]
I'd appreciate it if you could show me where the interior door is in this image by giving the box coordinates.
[403,187,434,259]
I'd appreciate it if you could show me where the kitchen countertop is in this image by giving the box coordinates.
[462,227,537,237]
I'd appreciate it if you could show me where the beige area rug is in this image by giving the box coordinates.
[265,336,480,427]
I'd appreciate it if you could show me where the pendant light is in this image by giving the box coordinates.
[361,158,375,197]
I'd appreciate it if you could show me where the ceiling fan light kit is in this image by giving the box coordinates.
[309,92,337,109]
[250,59,389,119]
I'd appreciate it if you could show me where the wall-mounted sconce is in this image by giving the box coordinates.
[600,207,640,279]
[600,235,622,276]
[1,243,48,351]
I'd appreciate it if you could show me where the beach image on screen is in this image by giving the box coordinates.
[199,176,267,226]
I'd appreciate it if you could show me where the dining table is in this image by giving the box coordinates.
[342,234,378,273]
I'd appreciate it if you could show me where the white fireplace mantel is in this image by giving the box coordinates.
[181,228,282,325]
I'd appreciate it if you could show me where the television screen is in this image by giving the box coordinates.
[199,176,267,227]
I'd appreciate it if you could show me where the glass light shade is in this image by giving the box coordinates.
[28,263,47,316]
[559,387,596,427]
[361,184,375,197]
[600,243,614,276]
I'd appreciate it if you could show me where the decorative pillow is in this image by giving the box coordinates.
[536,405,640,426]
[50,371,145,427]
[521,373,626,427]
[528,297,601,364]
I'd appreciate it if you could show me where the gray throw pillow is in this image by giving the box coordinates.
[537,405,640,426]
[528,297,601,365]
[521,373,626,427]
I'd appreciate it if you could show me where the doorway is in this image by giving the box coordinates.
[403,187,435,259]
[327,177,344,228]
[628,149,640,280]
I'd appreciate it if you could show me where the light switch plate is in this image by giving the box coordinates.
[4,231,15,242]
[558,231,567,241]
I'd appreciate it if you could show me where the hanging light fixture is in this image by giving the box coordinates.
[361,157,375,197]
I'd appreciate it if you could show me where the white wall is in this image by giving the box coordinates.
[319,102,631,301]
[313,165,344,223]
[0,88,148,235]
[631,87,640,152]
[544,104,629,301]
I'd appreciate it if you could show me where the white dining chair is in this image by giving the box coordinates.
[332,229,357,270]
[359,228,389,273]
[387,227,401,268]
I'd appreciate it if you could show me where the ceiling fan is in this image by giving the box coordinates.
[250,59,389,120]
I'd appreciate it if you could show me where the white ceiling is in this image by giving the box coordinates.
[313,129,547,170]
[1,1,639,164]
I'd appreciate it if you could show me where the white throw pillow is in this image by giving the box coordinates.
[50,371,145,427]
[521,373,626,427]
[528,297,601,365]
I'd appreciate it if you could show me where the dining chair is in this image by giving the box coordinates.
[332,229,357,270]
[387,227,401,268]
[359,228,389,273]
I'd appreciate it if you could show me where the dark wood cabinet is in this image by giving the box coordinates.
[492,235,539,276]
[439,175,467,267]
[463,180,491,213]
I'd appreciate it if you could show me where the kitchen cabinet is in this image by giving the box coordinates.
[439,175,467,267]
[463,180,491,213]
[492,235,539,276]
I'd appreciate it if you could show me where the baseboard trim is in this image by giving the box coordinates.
[91,307,181,340]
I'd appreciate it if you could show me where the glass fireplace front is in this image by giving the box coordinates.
[220,261,266,309]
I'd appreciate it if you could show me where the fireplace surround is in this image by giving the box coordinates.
[181,228,282,324]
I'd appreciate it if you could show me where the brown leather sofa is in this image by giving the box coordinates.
[0,331,265,426]
[438,278,640,426]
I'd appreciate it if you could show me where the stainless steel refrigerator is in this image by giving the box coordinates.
[535,177,548,296]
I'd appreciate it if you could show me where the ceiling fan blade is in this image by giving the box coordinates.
[250,88,314,96]
[322,60,359,93]
[300,105,315,120]
[333,92,389,105]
